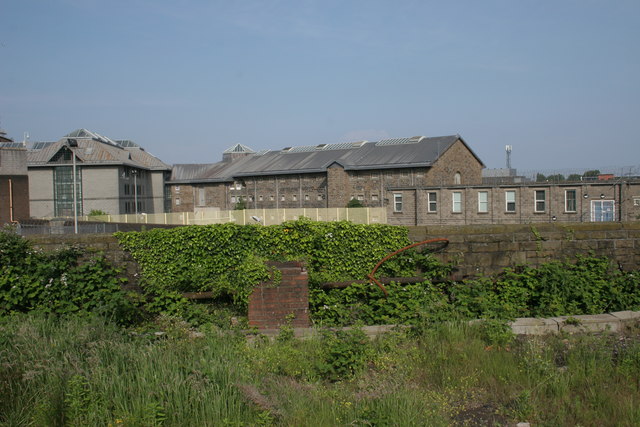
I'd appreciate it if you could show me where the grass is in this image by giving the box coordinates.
[1,314,640,426]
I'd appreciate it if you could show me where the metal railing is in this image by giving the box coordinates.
[81,207,387,226]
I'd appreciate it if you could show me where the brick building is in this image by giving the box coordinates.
[168,135,485,224]
[0,130,30,225]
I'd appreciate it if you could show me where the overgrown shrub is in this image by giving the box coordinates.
[115,219,422,309]
[0,227,136,323]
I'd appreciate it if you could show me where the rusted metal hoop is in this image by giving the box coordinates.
[367,238,449,296]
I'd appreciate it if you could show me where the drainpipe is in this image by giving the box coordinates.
[8,179,15,222]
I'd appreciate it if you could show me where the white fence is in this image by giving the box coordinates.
[81,207,387,226]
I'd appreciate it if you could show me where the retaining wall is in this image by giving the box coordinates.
[26,222,640,288]
[408,222,640,278]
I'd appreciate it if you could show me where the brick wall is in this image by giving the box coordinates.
[0,175,30,224]
[248,261,310,329]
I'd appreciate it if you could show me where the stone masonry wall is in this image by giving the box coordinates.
[25,221,640,297]
[408,222,640,278]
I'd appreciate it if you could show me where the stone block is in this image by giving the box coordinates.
[609,311,640,324]
[552,314,621,333]
[510,317,559,335]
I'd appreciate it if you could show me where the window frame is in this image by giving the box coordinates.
[452,191,462,213]
[393,193,403,213]
[565,189,577,213]
[477,191,489,213]
[427,192,437,213]
[534,190,546,213]
[505,190,516,213]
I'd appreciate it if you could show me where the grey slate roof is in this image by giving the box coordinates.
[170,134,484,183]
[27,129,171,171]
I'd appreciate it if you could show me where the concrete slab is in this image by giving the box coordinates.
[552,314,621,333]
[609,311,640,323]
[510,317,559,335]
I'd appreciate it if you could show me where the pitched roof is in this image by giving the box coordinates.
[27,128,170,171]
[170,134,484,183]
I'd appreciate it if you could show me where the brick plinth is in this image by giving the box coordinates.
[248,261,310,329]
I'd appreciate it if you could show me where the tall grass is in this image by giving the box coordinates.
[2,313,639,426]
[0,313,259,426]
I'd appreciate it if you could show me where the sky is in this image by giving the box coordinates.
[1,0,639,172]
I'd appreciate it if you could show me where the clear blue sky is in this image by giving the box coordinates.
[2,0,639,171]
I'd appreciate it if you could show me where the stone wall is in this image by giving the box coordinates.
[408,222,640,278]
[25,222,640,294]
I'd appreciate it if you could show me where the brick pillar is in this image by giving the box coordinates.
[248,261,310,329]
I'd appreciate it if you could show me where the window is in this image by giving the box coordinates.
[357,195,364,201]
[428,192,437,213]
[478,191,489,213]
[505,191,516,212]
[452,192,462,213]
[634,198,640,207]
[393,193,403,212]
[305,194,309,201]
[124,184,130,195]
[231,196,236,203]
[270,195,274,201]
[592,200,615,222]
[281,195,285,201]
[535,190,546,212]
[317,194,323,201]
[565,190,577,212]
[198,187,206,206]
[53,166,82,217]
[292,194,297,201]
[174,186,180,193]
[454,172,461,185]
[371,194,379,201]
[259,195,263,201]
[175,197,181,206]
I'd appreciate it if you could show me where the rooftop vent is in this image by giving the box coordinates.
[351,140,368,147]
[281,147,292,152]
[409,136,426,143]
[316,144,327,150]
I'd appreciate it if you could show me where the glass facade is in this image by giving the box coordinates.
[53,166,82,217]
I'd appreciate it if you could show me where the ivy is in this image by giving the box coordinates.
[115,219,423,309]
[0,227,136,324]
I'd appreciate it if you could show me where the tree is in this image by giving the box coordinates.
[536,173,547,182]
[88,209,109,216]
[346,199,364,208]
[546,174,565,182]
[567,174,582,182]
[583,169,601,177]
[234,200,247,210]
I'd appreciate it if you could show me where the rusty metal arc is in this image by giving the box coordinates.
[366,238,449,297]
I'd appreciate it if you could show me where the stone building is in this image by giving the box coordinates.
[27,129,171,218]
[409,180,640,226]
[169,133,640,226]
[168,135,485,225]
[0,129,30,224]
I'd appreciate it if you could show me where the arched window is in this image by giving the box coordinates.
[454,172,461,185]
